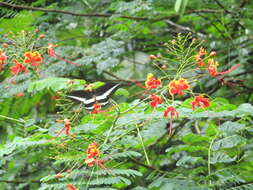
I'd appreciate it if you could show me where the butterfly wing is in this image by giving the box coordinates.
[67,83,120,111]
[94,83,120,102]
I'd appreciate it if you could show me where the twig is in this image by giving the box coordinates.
[129,157,166,174]
[0,180,41,184]
[103,70,145,84]
[0,1,233,23]
[213,0,232,14]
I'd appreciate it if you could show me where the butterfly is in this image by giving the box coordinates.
[67,83,120,111]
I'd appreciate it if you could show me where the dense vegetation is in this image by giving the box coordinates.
[0,0,253,189]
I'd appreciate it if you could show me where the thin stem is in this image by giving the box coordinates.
[208,133,218,185]
[136,124,150,165]
[0,114,25,123]
[102,99,120,146]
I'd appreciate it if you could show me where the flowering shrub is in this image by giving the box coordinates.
[0,32,248,190]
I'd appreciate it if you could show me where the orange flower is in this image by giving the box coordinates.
[24,51,43,66]
[55,119,71,136]
[67,184,76,190]
[191,95,210,110]
[15,92,25,97]
[11,59,27,75]
[85,157,108,168]
[0,50,6,65]
[63,119,71,135]
[149,55,157,60]
[145,73,161,89]
[47,43,57,57]
[163,106,179,135]
[54,173,63,179]
[85,157,95,167]
[87,142,100,158]
[90,102,102,114]
[149,94,163,108]
[207,58,218,77]
[168,79,190,96]
[195,47,207,67]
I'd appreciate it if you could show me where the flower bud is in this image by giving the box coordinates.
[39,34,45,38]
[210,51,217,56]
[2,43,8,48]
[149,55,156,60]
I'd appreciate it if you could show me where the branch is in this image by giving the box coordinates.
[0,180,41,184]
[0,1,232,22]
[129,157,166,174]
[213,0,232,14]
[103,70,145,84]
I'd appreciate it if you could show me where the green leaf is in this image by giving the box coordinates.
[210,151,236,164]
[212,135,246,151]
[181,133,211,144]
[115,88,129,97]
[176,156,202,167]
[220,121,245,134]
[28,77,85,92]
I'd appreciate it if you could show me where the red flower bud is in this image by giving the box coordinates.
[149,55,157,60]
[210,51,217,56]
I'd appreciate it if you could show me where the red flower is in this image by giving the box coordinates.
[145,73,161,89]
[207,58,240,78]
[163,106,179,135]
[168,79,190,96]
[149,55,157,60]
[54,173,63,179]
[85,157,107,168]
[85,157,96,167]
[149,94,163,108]
[67,184,76,190]
[0,50,6,65]
[24,51,43,66]
[191,95,210,110]
[216,64,240,77]
[47,43,57,57]
[11,59,27,75]
[55,119,71,136]
[16,92,25,97]
[87,142,100,158]
[63,119,71,135]
[85,142,108,168]
[90,102,102,114]
[207,59,218,77]
[195,47,207,67]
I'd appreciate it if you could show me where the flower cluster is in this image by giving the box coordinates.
[1,33,57,77]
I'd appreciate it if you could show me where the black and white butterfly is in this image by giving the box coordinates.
[67,83,120,111]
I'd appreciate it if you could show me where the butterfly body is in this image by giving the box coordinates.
[67,83,120,110]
